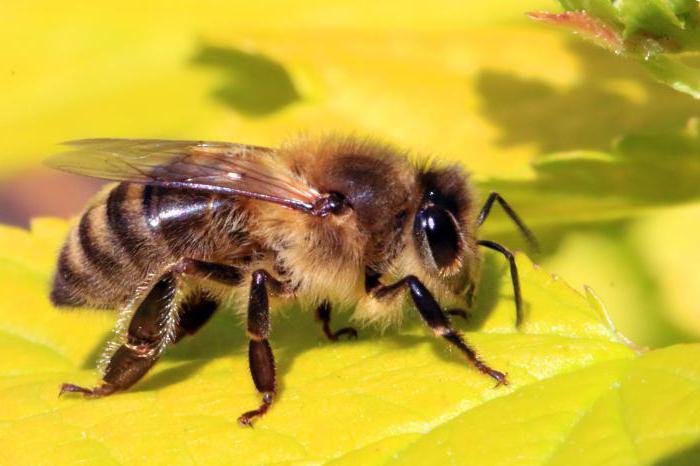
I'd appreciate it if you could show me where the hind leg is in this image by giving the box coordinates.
[60,260,241,398]
[60,272,178,397]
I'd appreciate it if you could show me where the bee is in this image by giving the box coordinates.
[48,135,536,426]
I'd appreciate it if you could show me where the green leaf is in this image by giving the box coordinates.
[474,122,700,347]
[551,0,700,46]
[388,345,700,465]
[617,0,699,45]
[479,121,700,237]
[644,54,700,98]
[530,1,700,98]
[472,43,700,346]
[1,219,698,464]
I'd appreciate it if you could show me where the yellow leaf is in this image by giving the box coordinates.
[2,2,700,461]
[0,219,698,464]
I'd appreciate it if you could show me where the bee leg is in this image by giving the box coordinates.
[315,300,358,341]
[477,240,523,327]
[477,193,532,327]
[172,292,218,343]
[372,275,507,386]
[59,260,243,398]
[477,192,539,252]
[446,309,469,321]
[59,273,178,398]
[238,270,283,427]
[465,281,478,308]
[172,260,241,342]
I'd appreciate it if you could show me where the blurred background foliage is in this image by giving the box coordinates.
[1,0,699,348]
[532,0,700,98]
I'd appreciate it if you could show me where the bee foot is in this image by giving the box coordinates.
[488,369,508,387]
[238,393,273,427]
[473,361,508,387]
[237,410,260,428]
[59,382,117,398]
[329,327,359,341]
[59,383,95,397]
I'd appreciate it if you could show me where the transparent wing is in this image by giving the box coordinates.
[46,138,321,212]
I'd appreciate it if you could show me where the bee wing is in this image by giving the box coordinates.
[47,138,321,212]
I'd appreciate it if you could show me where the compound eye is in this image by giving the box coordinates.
[415,205,462,269]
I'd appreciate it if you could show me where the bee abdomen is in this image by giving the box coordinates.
[51,208,142,307]
[51,182,243,309]
[51,183,173,308]
[50,246,91,307]
[78,206,123,279]
[107,183,170,271]
[142,185,223,259]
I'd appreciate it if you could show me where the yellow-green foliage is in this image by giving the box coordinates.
[534,1,700,97]
[2,0,700,345]
[2,1,700,464]
[1,219,699,465]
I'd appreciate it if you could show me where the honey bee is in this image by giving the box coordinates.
[48,135,536,426]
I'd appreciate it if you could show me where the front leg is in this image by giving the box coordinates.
[372,275,507,385]
[238,270,284,427]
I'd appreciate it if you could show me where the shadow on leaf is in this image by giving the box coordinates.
[653,441,700,466]
[191,43,301,116]
[474,39,700,250]
[476,40,700,154]
[478,120,700,240]
[474,46,700,347]
[79,256,507,394]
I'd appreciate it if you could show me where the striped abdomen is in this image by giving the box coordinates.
[51,183,245,308]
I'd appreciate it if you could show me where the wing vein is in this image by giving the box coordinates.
[47,138,320,213]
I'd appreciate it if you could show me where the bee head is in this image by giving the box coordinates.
[413,166,475,277]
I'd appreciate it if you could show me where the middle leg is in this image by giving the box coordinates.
[172,291,218,343]
[172,259,244,343]
[238,270,285,427]
[315,301,358,341]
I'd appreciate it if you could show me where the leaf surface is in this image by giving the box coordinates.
[0,219,698,465]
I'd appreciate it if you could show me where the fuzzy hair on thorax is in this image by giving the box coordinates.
[249,134,480,326]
